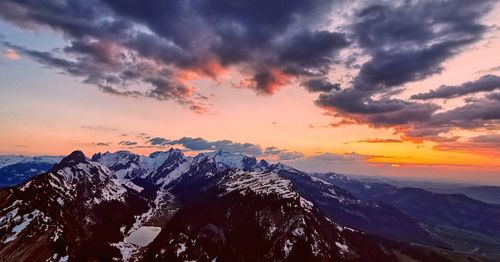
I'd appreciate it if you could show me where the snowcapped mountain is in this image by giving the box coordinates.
[0,150,475,261]
[0,155,62,169]
[0,155,63,188]
[0,151,149,261]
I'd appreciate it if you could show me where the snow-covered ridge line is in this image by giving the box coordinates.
[220,171,297,199]
[219,170,315,212]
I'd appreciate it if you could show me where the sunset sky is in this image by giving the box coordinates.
[0,0,499,184]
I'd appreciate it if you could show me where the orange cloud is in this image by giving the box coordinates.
[2,49,21,60]
[175,58,228,82]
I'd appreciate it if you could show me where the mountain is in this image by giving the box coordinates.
[0,151,149,261]
[270,164,445,248]
[0,150,480,261]
[312,173,500,259]
[0,155,62,169]
[428,186,500,205]
[350,175,500,205]
[0,155,62,188]
[141,170,450,261]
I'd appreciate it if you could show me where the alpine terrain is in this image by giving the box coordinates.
[0,150,488,261]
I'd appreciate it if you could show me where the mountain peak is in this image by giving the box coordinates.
[50,150,87,171]
[67,150,86,160]
[149,148,183,158]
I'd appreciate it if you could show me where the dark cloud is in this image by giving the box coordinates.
[470,134,500,144]
[302,78,341,93]
[146,136,303,159]
[428,96,500,130]
[487,92,500,101]
[0,0,350,105]
[147,136,262,156]
[278,30,349,75]
[476,65,500,74]
[98,85,142,98]
[411,75,500,100]
[313,0,496,143]
[147,137,170,146]
[119,140,137,146]
[434,134,500,156]
[352,1,491,89]
[251,70,288,95]
[317,0,492,111]
[2,39,203,111]
[277,151,305,161]
[0,0,497,148]
[263,146,304,160]
[404,94,500,140]
[93,142,110,146]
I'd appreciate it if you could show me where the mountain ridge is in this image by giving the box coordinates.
[0,149,488,261]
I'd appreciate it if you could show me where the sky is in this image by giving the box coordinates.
[0,0,499,185]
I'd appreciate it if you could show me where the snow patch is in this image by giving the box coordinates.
[335,241,350,254]
[283,239,294,257]
[176,242,187,257]
[124,181,144,192]
[221,171,296,199]
[292,227,305,236]
[3,209,40,243]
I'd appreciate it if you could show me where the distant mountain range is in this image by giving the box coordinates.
[428,186,500,205]
[0,155,62,188]
[311,173,500,259]
[0,150,498,261]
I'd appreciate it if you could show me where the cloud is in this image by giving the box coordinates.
[315,0,494,130]
[0,0,350,109]
[402,93,500,140]
[147,137,169,146]
[434,134,500,156]
[351,1,491,89]
[146,136,304,160]
[81,125,118,131]
[147,136,262,156]
[411,75,500,100]
[2,48,21,60]
[356,138,403,143]
[0,0,497,154]
[3,40,205,112]
[264,146,304,160]
[93,142,110,146]
[119,140,137,146]
[476,65,500,74]
[301,78,341,93]
[430,95,499,130]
